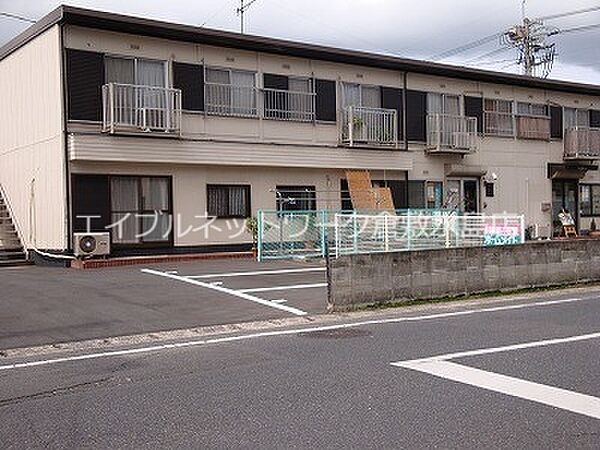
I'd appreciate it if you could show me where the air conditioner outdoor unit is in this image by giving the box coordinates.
[73,232,111,257]
[452,132,471,150]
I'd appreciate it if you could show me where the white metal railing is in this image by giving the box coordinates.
[263,88,316,122]
[564,127,600,159]
[484,111,515,137]
[334,212,525,257]
[341,106,398,147]
[102,83,182,134]
[426,114,477,153]
[204,82,259,117]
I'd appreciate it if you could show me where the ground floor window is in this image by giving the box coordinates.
[579,184,600,217]
[110,176,171,245]
[426,181,444,209]
[446,178,480,212]
[207,184,251,218]
[276,185,316,211]
[552,179,578,235]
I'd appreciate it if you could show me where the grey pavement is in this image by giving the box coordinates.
[0,258,327,350]
[0,290,599,448]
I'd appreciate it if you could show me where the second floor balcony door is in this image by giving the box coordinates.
[105,57,168,130]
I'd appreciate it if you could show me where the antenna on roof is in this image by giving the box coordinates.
[237,0,260,34]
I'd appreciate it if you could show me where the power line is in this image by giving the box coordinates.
[429,32,503,61]
[550,22,600,36]
[538,5,600,21]
[0,12,36,24]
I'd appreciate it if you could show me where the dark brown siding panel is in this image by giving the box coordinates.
[315,79,336,122]
[66,49,104,121]
[550,106,563,139]
[590,110,600,128]
[406,90,427,142]
[71,174,110,233]
[381,87,403,140]
[464,96,483,133]
[173,62,204,111]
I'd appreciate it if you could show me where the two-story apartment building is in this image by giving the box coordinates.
[2,5,600,257]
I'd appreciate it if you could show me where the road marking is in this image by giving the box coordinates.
[395,360,600,420]
[0,296,587,372]
[391,331,600,365]
[239,283,328,293]
[185,267,326,279]
[141,269,307,316]
[272,299,288,304]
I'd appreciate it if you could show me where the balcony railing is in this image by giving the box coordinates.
[564,127,600,160]
[263,88,315,122]
[102,83,181,134]
[516,114,551,140]
[484,111,514,137]
[426,114,477,154]
[205,82,259,117]
[341,106,398,147]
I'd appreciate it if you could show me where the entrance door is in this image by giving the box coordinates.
[446,178,480,213]
[552,179,578,235]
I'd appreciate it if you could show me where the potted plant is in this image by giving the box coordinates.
[245,216,259,257]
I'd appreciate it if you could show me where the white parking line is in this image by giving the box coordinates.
[0,296,587,372]
[239,283,328,293]
[186,267,326,279]
[142,269,307,316]
[392,332,600,420]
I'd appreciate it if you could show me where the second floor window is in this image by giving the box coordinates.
[342,83,381,109]
[105,56,166,88]
[564,107,589,130]
[427,93,460,116]
[517,102,548,117]
[484,98,514,136]
[205,68,257,117]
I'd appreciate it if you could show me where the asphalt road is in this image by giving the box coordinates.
[1,289,599,448]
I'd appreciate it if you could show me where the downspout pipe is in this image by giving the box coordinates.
[403,71,409,208]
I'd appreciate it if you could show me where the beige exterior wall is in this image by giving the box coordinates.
[71,161,405,246]
[62,25,600,242]
[0,25,66,250]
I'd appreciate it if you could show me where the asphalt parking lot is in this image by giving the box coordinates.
[0,258,327,350]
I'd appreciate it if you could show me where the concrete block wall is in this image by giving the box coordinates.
[328,240,600,310]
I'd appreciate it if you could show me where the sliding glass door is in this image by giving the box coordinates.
[110,176,172,246]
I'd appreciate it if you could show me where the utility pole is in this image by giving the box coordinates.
[501,1,556,78]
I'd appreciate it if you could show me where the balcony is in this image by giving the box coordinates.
[515,114,551,140]
[102,83,182,135]
[426,114,477,154]
[205,82,258,117]
[341,106,398,147]
[263,88,315,122]
[564,127,600,160]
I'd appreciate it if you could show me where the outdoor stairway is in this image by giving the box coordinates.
[0,190,28,266]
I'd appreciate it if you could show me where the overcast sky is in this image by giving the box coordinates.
[2,0,600,83]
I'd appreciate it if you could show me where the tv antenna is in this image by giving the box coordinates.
[237,0,260,34]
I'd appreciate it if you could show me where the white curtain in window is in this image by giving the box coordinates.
[141,178,169,211]
[443,95,460,115]
[342,83,360,108]
[288,78,311,120]
[427,93,443,115]
[361,86,381,108]
[206,68,230,84]
[228,186,248,216]
[231,71,256,115]
[111,177,139,212]
[206,69,231,114]
[105,57,135,84]
[136,59,166,87]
